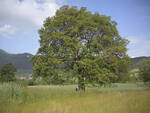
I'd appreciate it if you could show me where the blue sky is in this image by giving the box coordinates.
[0,0,150,57]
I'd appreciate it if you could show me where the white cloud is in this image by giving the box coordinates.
[0,0,61,29]
[0,24,16,34]
[0,24,16,38]
[127,36,150,57]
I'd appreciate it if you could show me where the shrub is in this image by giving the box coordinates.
[139,59,150,85]
[0,63,17,82]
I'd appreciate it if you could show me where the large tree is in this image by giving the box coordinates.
[31,5,130,90]
[0,63,17,82]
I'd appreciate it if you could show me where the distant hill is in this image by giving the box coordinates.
[130,56,150,70]
[0,49,33,75]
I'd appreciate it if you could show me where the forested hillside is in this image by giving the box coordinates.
[0,49,33,75]
[130,56,150,70]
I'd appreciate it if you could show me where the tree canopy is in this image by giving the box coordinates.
[31,5,130,90]
[0,63,17,82]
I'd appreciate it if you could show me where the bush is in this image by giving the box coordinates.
[27,79,36,86]
[0,63,17,82]
[139,59,150,85]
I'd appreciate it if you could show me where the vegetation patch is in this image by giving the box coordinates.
[0,83,150,113]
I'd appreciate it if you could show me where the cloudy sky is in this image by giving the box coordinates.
[0,0,150,57]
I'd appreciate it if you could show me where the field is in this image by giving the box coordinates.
[0,83,150,113]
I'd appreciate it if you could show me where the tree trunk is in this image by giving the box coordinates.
[77,77,85,91]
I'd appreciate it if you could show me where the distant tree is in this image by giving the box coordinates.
[0,63,17,82]
[31,5,130,90]
[139,59,150,84]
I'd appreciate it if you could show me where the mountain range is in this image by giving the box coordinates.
[0,49,33,75]
[0,49,149,76]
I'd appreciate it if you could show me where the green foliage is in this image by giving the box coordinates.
[129,56,150,70]
[139,59,150,84]
[0,63,17,82]
[129,69,140,82]
[31,5,130,89]
[128,57,150,83]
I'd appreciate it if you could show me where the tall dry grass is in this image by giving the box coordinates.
[0,83,150,113]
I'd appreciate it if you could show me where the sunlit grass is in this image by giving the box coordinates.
[0,83,150,113]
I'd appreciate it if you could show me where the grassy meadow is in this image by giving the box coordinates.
[0,83,150,113]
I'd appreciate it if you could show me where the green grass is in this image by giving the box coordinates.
[0,83,150,113]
